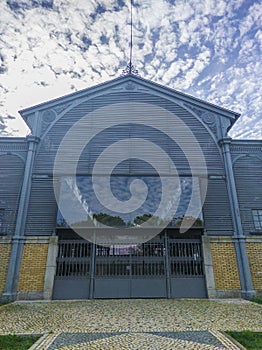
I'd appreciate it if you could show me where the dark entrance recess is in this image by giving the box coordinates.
[53,230,207,299]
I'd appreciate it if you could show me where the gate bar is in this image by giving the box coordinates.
[89,242,96,299]
[164,231,171,298]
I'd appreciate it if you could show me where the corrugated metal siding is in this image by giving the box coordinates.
[35,92,224,175]
[233,156,262,235]
[76,123,185,175]
[202,178,233,235]
[0,154,25,235]
[25,178,58,236]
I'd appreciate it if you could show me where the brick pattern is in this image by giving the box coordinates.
[0,243,11,295]
[246,242,262,290]
[17,243,48,292]
[210,243,241,290]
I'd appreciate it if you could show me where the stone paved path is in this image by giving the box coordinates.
[0,299,261,349]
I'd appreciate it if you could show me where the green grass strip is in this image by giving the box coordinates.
[226,330,262,350]
[0,334,40,350]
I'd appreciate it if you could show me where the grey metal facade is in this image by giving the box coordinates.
[0,75,261,301]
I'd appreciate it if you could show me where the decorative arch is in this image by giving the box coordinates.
[36,89,224,176]
[232,154,262,166]
[0,152,26,163]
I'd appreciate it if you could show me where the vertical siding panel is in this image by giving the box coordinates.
[25,178,57,236]
[233,156,262,235]
[0,154,25,235]
[203,179,233,235]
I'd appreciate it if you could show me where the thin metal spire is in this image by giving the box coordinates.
[129,0,133,72]
[121,0,140,77]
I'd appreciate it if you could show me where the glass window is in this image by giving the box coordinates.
[57,176,203,229]
[252,209,262,231]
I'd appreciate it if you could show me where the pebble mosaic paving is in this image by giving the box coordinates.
[46,331,229,349]
[0,299,261,349]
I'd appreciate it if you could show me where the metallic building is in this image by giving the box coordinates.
[0,75,261,301]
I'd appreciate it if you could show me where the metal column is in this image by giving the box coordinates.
[219,138,254,299]
[2,136,40,302]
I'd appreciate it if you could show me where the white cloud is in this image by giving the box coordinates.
[0,0,261,139]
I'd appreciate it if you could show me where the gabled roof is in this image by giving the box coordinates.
[19,74,241,128]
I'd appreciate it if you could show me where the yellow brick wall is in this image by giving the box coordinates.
[246,242,262,290]
[0,243,11,295]
[210,242,241,290]
[17,243,48,292]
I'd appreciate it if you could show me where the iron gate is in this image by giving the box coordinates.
[53,240,92,299]
[94,239,167,298]
[168,239,206,298]
[52,237,206,299]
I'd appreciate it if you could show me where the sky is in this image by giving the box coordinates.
[0,0,261,139]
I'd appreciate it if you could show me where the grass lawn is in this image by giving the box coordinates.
[227,331,262,350]
[0,334,40,350]
[251,298,262,305]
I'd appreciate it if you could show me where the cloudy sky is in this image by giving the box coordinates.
[0,0,261,138]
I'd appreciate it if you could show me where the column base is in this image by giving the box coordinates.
[1,292,17,303]
[241,289,256,300]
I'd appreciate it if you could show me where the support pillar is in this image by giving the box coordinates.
[2,136,40,302]
[43,236,58,300]
[219,138,255,299]
[202,235,216,298]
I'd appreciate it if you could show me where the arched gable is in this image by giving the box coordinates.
[34,90,224,176]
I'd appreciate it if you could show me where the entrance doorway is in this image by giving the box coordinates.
[53,232,207,299]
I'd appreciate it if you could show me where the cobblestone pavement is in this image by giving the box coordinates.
[0,299,261,349]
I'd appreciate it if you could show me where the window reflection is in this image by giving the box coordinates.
[57,176,203,229]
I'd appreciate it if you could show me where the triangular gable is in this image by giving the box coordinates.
[19,74,240,132]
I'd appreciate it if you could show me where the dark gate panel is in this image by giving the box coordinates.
[53,240,92,300]
[130,241,167,298]
[52,236,206,299]
[94,248,131,298]
[169,239,207,298]
[53,278,91,300]
[94,240,167,298]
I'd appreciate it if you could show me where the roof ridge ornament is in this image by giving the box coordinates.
[121,63,140,77]
[120,0,140,77]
